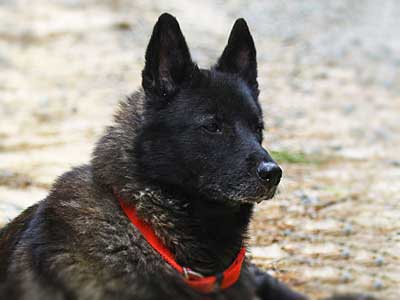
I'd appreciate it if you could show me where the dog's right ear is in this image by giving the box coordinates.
[142,13,195,98]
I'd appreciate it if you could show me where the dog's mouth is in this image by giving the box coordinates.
[233,186,278,205]
[199,182,279,206]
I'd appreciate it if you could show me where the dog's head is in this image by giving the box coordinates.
[135,13,282,205]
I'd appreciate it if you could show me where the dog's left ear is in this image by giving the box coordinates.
[215,19,258,97]
[142,13,196,98]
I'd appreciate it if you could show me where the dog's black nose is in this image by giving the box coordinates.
[257,162,282,185]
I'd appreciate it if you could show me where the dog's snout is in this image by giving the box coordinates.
[256,161,282,186]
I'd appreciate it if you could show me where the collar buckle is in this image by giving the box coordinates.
[183,267,204,280]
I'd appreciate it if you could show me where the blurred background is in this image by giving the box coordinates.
[0,0,399,299]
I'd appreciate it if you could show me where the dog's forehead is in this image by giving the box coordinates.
[212,77,259,115]
[180,72,261,121]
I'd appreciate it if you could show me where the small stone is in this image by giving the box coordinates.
[389,160,400,167]
[343,223,353,235]
[330,144,343,151]
[341,271,352,283]
[373,278,384,290]
[341,248,350,258]
[300,193,320,206]
[374,255,384,266]
[283,229,293,236]
[113,21,132,31]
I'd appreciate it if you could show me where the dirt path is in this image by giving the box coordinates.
[1,1,399,299]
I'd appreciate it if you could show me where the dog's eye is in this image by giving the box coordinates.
[202,122,222,134]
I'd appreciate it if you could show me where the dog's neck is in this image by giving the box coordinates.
[91,93,253,275]
[119,182,253,276]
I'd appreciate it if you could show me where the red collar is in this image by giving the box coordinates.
[115,191,246,294]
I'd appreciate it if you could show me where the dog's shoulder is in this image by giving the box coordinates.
[36,164,127,253]
[1,165,117,260]
[1,165,164,298]
[37,165,117,237]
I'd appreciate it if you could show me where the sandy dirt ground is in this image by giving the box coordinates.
[0,1,399,299]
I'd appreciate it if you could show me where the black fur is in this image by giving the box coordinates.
[0,13,312,300]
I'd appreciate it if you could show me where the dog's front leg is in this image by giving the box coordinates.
[247,262,308,300]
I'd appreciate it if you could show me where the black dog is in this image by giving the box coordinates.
[0,13,309,300]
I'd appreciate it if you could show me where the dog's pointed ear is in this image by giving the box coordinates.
[215,19,258,96]
[142,13,195,98]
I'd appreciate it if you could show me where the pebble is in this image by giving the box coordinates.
[343,223,353,235]
[283,229,293,237]
[388,160,400,167]
[330,144,343,151]
[299,193,320,206]
[374,255,384,266]
[373,278,384,290]
[341,271,352,283]
[341,248,351,259]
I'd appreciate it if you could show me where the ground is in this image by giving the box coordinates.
[0,1,399,299]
